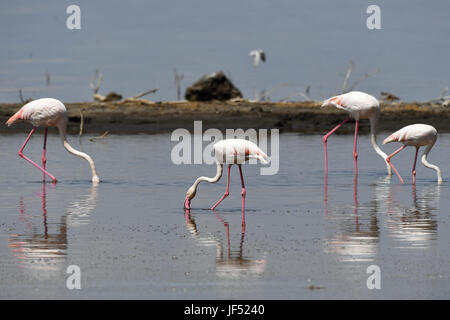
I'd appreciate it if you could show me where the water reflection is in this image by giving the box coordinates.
[8,184,98,274]
[324,175,440,262]
[384,184,439,249]
[324,175,379,262]
[184,209,266,279]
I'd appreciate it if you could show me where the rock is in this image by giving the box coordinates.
[380,91,400,102]
[185,71,242,101]
[104,92,123,102]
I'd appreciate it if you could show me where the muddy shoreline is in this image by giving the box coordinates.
[1,100,449,134]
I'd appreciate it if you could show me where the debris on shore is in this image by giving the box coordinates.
[1,99,449,135]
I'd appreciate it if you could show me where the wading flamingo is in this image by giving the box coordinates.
[184,139,268,222]
[321,91,391,177]
[6,98,100,183]
[382,124,442,184]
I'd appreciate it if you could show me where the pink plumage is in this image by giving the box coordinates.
[184,138,269,217]
[322,91,380,120]
[383,124,442,184]
[213,139,269,164]
[6,98,66,127]
[383,124,437,147]
[6,98,100,183]
[321,91,390,176]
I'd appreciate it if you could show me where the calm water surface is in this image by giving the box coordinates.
[0,132,449,299]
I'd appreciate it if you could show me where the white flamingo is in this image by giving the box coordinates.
[184,139,269,222]
[6,98,100,183]
[383,124,442,184]
[321,91,392,177]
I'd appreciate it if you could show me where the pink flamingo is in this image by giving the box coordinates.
[321,91,392,177]
[383,124,442,184]
[6,98,100,183]
[184,139,269,220]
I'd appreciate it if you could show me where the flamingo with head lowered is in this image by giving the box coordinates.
[321,91,392,177]
[383,124,442,184]
[6,98,100,183]
[184,139,269,222]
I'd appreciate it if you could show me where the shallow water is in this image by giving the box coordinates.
[0,132,449,299]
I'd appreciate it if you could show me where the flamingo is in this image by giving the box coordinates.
[321,91,392,177]
[249,50,266,66]
[184,139,269,221]
[6,98,100,183]
[382,124,442,184]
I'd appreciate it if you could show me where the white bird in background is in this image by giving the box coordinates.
[249,50,266,66]
[184,138,269,224]
[321,91,392,177]
[6,98,100,183]
[383,124,442,184]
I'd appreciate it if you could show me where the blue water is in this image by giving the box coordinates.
[0,0,449,102]
[0,133,449,299]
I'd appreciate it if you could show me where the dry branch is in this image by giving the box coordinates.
[424,87,450,105]
[89,131,110,142]
[342,60,380,93]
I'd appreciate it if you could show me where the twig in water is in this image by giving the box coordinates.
[348,69,380,92]
[341,60,380,93]
[423,87,450,105]
[281,85,313,102]
[132,88,159,99]
[342,60,354,93]
[174,68,184,100]
[45,70,51,86]
[79,110,84,137]
[18,89,25,103]
[90,69,106,101]
[89,131,110,142]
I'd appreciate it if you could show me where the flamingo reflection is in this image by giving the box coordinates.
[323,174,440,262]
[8,183,98,274]
[323,175,381,262]
[184,209,266,279]
[384,183,439,249]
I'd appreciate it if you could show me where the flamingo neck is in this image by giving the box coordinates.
[57,122,100,184]
[370,115,392,176]
[421,144,442,183]
[193,162,223,188]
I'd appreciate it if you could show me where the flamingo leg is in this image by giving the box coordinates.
[18,127,57,183]
[238,164,246,226]
[323,116,351,175]
[353,120,359,176]
[42,128,48,182]
[386,145,406,184]
[211,165,231,210]
[412,147,419,185]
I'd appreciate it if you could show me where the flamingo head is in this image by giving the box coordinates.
[184,185,197,209]
[321,97,335,108]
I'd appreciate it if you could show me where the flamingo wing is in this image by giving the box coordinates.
[214,139,269,164]
[383,124,437,145]
[7,98,66,126]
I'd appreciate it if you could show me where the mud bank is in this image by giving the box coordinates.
[1,100,449,134]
